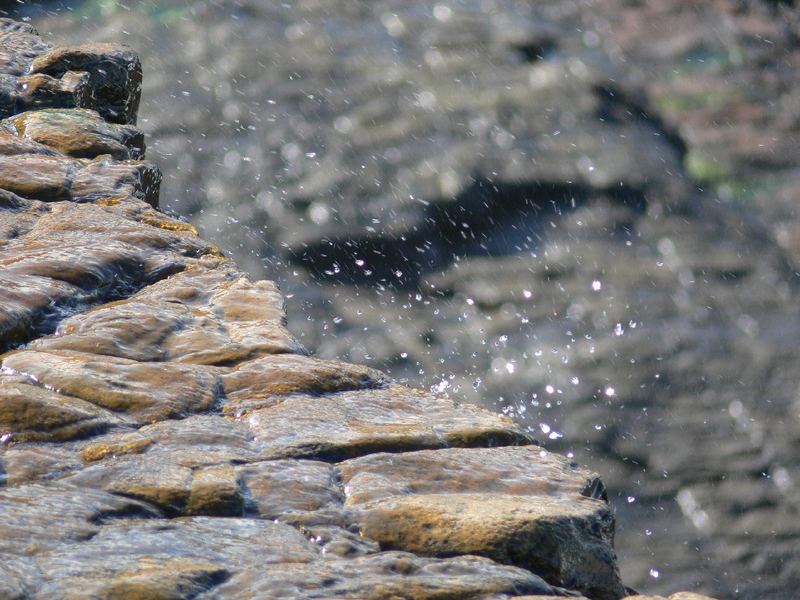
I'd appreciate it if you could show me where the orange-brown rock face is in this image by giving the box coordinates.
[0,16,712,600]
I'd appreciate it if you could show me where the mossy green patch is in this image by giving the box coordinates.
[74,0,190,25]
[685,149,730,185]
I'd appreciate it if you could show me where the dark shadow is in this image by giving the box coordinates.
[292,178,647,288]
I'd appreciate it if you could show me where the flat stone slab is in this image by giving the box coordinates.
[341,447,623,600]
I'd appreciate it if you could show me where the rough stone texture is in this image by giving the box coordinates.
[22,2,794,597]
[625,595,717,600]
[341,447,623,600]
[0,18,665,600]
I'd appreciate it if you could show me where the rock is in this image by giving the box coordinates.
[0,482,160,553]
[624,595,717,600]
[341,447,623,600]
[210,552,574,599]
[221,353,388,406]
[0,372,122,443]
[2,108,145,159]
[0,197,208,352]
[243,385,534,461]
[32,266,303,364]
[0,22,141,123]
[2,350,220,422]
[0,153,160,204]
[236,459,343,519]
[29,43,142,124]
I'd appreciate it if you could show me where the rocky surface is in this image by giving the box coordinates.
[19,1,796,597]
[5,0,798,597]
[0,15,677,600]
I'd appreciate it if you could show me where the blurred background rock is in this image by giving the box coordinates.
[5,1,798,597]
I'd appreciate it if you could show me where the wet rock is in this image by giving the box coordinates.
[33,265,303,365]
[210,552,572,600]
[31,517,314,598]
[0,198,210,351]
[236,459,343,519]
[63,558,229,600]
[29,43,142,124]
[0,482,160,553]
[244,385,534,461]
[0,443,83,486]
[0,153,160,204]
[221,353,388,409]
[2,350,219,422]
[624,595,717,600]
[341,447,623,600]
[0,22,140,123]
[78,415,261,468]
[0,372,122,443]
[2,108,145,159]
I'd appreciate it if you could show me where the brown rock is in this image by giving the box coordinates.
[84,558,228,600]
[31,517,316,598]
[624,594,718,600]
[236,459,343,519]
[33,266,303,364]
[64,455,194,516]
[2,350,220,422]
[3,108,144,159]
[244,384,534,461]
[341,447,623,600]
[221,353,388,412]
[186,465,244,517]
[0,372,122,444]
[211,551,571,599]
[356,494,621,600]
[80,437,153,463]
[29,43,142,124]
[79,415,261,468]
[0,18,49,76]
[0,199,212,351]
[7,71,92,116]
[0,130,60,156]
[0,482,160,553]
[0,443,82,486]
